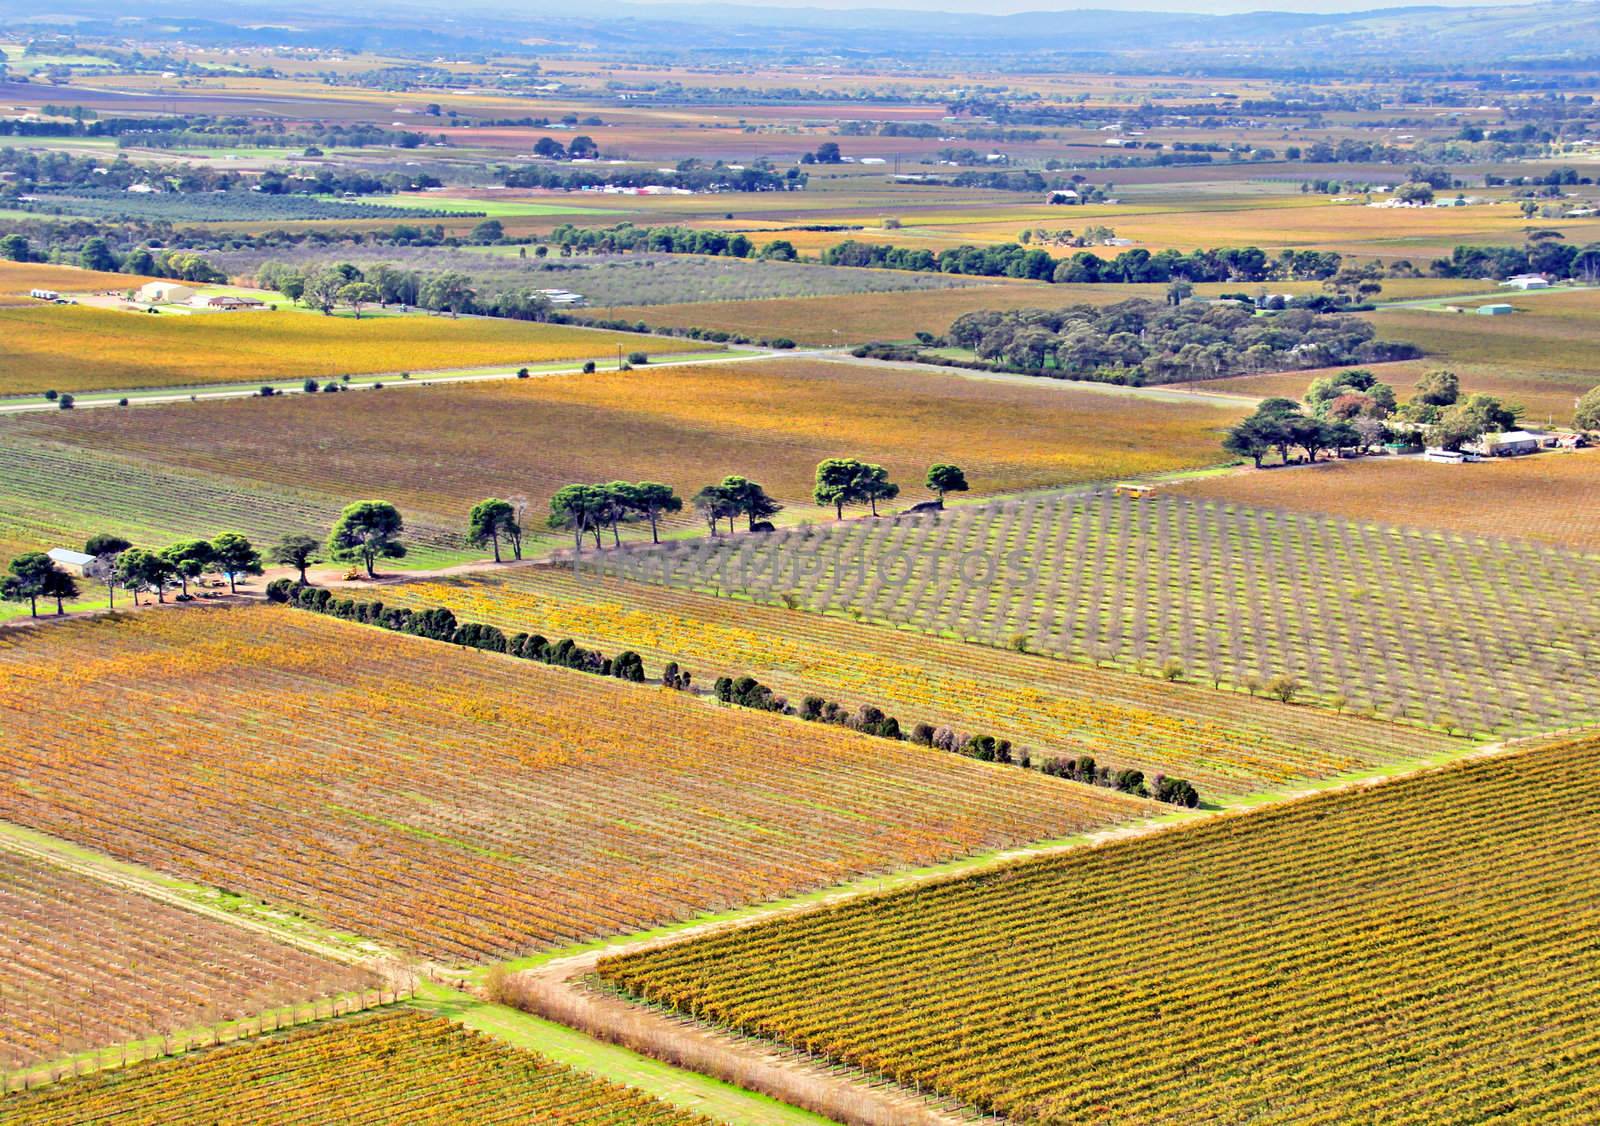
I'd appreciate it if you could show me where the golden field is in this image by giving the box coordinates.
[0,260,161,305]
[1171,450,1600,555]
[382,567,1452,799]
[0,305,702,395]
[1,357,1246,560]
[0,606,1138,961]
[610,284,1092,344]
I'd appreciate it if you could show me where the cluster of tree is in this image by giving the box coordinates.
[692,476,781,535]
[1577,385,1600,431]
[254,260,546,320]
[545,222,761,258]
[271,585,657,683]
[1225,367,1525,464]
[256,167,442,196]
[1040,755,1200,807]
[714,675,788,713]
[947,301,1413,385]
[820,240,1343,284]
[0,216,465,269]
[502,162,800,193]
[0,144,450,202]
[2,553,84,617]
[1018,225,1116,249]
[124,124,439,151]
[948,170,1050,192]
[527,135,602,160]
[1429,237,1600,282]
[1225,396,1376,467]
[0,117,188,138]
[0,230,229,282]
[813,459,900,518]
[803,696,904,739]
[549,482,685,550]
[3,530,267,618]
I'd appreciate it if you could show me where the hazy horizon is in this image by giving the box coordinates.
[617,0,1551,16]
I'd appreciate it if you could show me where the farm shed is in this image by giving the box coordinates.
[137,282,197,305]
[193,294,266,310]
[1501,274,1550,290]
[46,548,94,575]
[1480,430,1542,457]
[29,288,59,300]
[1475,303,1515,316]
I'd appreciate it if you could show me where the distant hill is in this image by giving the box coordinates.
[2,0,1598,67]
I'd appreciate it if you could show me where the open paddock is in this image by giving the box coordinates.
[0,305,702,397]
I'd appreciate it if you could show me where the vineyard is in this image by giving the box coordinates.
[0,305,702,396]
[382,567,1452,798]
[0,357,1241,563]
[600,730,1600,1123]
[0,606,1140,962]
[0,1010,713,1125]
[0,432,468,570]
[0,848,374,1074]
[627,491,1600,735]
[1173,451,1600,556]
[212,245,984,308]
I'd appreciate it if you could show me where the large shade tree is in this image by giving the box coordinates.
[269,533,322,585]
[468,498,522,563]
[210,532,263,594]
[630,482,683,544]
[2,553,59,617]
[115,549,174,605]
[925,464,969,503]
[328,501,407,578]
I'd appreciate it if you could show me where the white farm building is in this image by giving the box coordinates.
[137,282,197,305]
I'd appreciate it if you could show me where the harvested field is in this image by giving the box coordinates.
[1374,290,1600,375]
[0,357,1243,563]
[606,283,1154,345]
[1,1009,712,1125]
[623,491,1600,735]
[1170,450,1600,555]
[0,305,702,396]
[0,261,159,305]
[382,566,1453,800]
[0,606,1143,962]
[0,848,373,1073]
[601,731,1600,1123]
